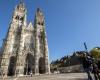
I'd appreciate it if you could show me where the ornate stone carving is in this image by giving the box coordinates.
[1,1,50,76]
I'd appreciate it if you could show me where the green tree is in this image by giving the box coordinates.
[90,47,100,59]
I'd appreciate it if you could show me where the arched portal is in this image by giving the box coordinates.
[24,53,35,75]
[8,56,17,76]
[39,57,45,74]
[23,35,34,75]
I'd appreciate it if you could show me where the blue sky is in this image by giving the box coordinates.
[0,0,100,61]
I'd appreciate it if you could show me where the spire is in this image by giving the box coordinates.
[12,0,27,25]
[34,8,45,26]
[20,0,23,3]
[37,8,42,13]
[19,0,25,7]
[15,0,25,12]
[36,8,43,16]
[26,22,34,31]
[20,0,24,4]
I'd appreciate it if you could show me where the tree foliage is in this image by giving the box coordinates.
[90,47,100,59]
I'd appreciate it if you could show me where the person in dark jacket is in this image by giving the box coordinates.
[83,54,93,80]
[92,63,100,80]
[78,53,93,80]
[97,60,100,72]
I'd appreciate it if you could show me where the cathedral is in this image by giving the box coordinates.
[0,1,50,76]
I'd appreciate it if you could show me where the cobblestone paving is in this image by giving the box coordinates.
[0,73,87,80]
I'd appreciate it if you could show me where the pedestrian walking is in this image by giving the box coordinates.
[30,71,32,77]
[97,60,100,72]
[92,63,100,80]
[76,52,94,80]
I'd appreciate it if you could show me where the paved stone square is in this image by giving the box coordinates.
[1,73,88,80]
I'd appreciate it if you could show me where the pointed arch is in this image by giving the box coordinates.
[8,56,17,76]
[39,57,45,74]
[24,53,35,75]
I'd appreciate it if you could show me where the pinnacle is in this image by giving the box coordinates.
[20,0,23,3]
[37,8,42,13]
[17,0,25,10]
[26,22,34,30]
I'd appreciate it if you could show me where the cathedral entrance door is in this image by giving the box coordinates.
[24,53,34,75]
[8,56,17,76]
[39,57,45,74]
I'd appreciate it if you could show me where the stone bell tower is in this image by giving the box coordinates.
[1,1,27,76]
[34,8,50,74]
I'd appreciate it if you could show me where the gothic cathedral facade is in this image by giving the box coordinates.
[1,1,50,76]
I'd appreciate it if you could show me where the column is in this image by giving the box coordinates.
[44,33,50,74]
[34,35,39,75]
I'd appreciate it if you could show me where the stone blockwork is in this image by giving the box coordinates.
[0,1,50,76]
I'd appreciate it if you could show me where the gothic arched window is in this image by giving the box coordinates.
[20,17,24,21]
[15,15,20,20]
